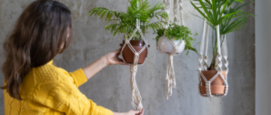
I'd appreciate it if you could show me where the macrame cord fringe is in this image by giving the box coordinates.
[158,0,185,100]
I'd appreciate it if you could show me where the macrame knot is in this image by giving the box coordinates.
[125,40,130,44]
[134,52,139,56]
[171,45,178,55]
[130,65,138,72]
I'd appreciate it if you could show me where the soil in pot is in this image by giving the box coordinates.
[120,40,148,64]
[200,70,226,95]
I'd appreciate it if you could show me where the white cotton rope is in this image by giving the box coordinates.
[216,25,222,73]
[158,0,185,100]
[197,21,229,97]
[163,0,170,28]
[157,35,184,99]
[198,19,207,72]
[203,26,209,70]
[173,0,178,23]
[179,0,184,25]
[222,35,229,75]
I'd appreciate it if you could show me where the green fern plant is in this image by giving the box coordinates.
[89,0,168,40]
[191,0,253,70]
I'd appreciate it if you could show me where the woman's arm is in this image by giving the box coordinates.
[82,49,127,80]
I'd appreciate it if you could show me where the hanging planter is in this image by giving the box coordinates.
[155,23,198,99]
[89,0,168,110]
[196,22,229,97]
[191,0,253,97]
[120,40,149,64]
[155,0,198,100]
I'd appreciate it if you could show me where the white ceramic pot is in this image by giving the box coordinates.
[157,36,186,54]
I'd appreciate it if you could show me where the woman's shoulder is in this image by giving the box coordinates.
[20,64,67,99]
[30,64,69,83]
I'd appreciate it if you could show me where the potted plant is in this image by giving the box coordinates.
[154,22,198,99]
[89,0,168,64]
[191,0,253,96]
[155,22,198,55]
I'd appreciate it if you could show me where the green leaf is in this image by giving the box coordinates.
[191,1,210,21]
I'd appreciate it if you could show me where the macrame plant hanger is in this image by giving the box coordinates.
[157,0,185,100]
[198,18,229,97]
[119,1,147,111]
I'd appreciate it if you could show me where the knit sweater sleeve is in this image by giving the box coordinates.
[69,69,88,87]
[56,67,87,87]
[32,76,113,115]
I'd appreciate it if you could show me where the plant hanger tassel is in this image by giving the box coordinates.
[198,19,229,97]
[158,0,185,100]
[119,1,147,111]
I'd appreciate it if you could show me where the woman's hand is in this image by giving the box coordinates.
[113,109,144,115]
[125,109,144,115]
[104,49,127,65]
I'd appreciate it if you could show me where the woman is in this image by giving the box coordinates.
[1,0,144,115]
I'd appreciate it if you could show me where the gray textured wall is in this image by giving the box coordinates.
[0,0,255,115]
[255,1,271,115]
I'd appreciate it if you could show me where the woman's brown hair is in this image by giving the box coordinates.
[1,0,72,100]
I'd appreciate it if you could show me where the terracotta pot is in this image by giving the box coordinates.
[157,36,186,54]
[200,85,226,94]
[200,70,226,95]
[120,40,149,64]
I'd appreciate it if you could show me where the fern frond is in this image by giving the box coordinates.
[89,7,118,21]
[145,22,164,31]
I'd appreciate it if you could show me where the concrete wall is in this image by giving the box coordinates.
[0,0,255,115]
[255,1,271,115]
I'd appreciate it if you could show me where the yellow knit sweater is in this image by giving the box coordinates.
[3,60,113,115]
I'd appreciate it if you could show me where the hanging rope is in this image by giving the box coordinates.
[222,35,229,75]
[222,35,229,95]
[198,19,207,96]
[119,1,148,111]
[158,0,186,100]
[173,0,178,23]
[203,26,209,70]
[158,35,185,99]
[163,0,170,28]
[179,0,184,25]
[130,63,143,111]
